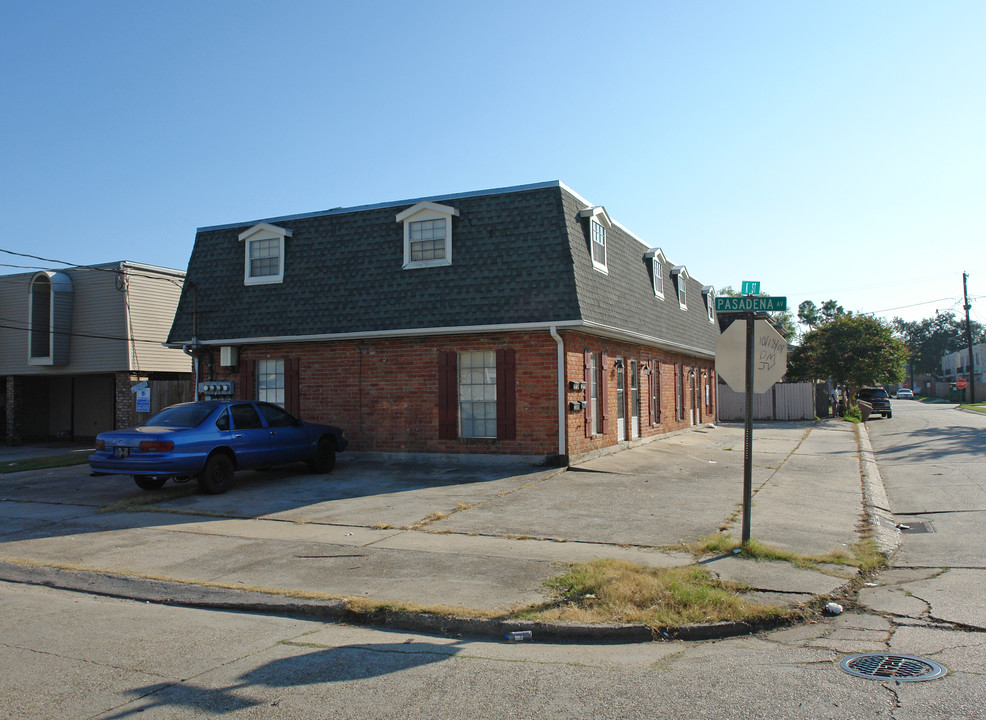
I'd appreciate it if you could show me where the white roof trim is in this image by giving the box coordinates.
[395,201,460,223]
[577,206,614,228]
[702,285,715,295]
[671,265,689,279]
[238,222,293,242]
[644,247,668,264]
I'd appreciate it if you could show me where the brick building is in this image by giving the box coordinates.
[167,182,719,463]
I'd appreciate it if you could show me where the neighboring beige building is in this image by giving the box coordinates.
[1,262,192,443]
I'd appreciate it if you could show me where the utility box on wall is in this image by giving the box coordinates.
[220,346,238,367]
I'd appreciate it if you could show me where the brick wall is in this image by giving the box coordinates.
[201,329,714,460]
[114,372,141,430]
[5,376,23,445]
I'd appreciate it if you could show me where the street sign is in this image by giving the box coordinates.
[741,281,760,295]
[715,296,788,313]
[715,319,788,394]
[956,378,968,389]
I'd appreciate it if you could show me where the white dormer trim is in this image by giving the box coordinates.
[397,201,460,270]
[577,205,614,228]
[644,247,667,299]
[702,285,715,322]
[239,223,292,286]
[671,265,689,309]
[579,206,612,274]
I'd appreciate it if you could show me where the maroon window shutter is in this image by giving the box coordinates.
[438,351,458,440]
[238,359,255,400]
[285,357,301,416]
[674,363,681,421]
[584,349,593,438]
[496,348,516,440]
[600,352,611,435]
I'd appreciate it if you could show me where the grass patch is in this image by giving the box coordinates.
[2,452,92,474]
[686,534,886,573]
[521,559,788,627]
[97,484,199,513]
[960,402,986,414]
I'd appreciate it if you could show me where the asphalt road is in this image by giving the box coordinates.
[861,399,986,630]
[2,401,985,718]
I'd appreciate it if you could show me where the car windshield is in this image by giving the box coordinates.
[143,405,214,428]
[859,389,889,399]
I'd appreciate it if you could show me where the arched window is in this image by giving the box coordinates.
[29,274,52,359]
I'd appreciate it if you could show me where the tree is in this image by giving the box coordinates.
[798,299,848,331]
[893,312,985,378]
[788,314,908,402]
[719,285,796,341]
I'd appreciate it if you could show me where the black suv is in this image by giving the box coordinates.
[857,387,892,418]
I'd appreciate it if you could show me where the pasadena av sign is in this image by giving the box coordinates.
[715,296,788,313]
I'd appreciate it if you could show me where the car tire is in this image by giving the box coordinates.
[134,475,167,491]
[886,412,892,419]
[199,453,235,494]
[307,437,336,473]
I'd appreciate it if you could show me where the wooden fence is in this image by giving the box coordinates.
[717,382,820,421]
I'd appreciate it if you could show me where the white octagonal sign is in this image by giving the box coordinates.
[716,319,788,394]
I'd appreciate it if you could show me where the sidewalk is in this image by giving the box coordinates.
[0,420,896,641]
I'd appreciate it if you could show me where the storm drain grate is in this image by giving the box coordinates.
[897,520,934,534]
[840,654,947,681]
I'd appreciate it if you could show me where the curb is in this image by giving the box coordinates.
[856,423,901,559]
[0,560,780,644]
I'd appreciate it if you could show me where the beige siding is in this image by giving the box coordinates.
[0,262,189,376]
[123,265,191,373]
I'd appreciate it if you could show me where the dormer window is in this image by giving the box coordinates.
[239,223,292,286]
[644,248,667,299]
[671,266,688,309]
[703,285,715,322]
[578,206,614,274]
[396,201,460,270]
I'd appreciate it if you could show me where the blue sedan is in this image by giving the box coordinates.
[90,401,348,494]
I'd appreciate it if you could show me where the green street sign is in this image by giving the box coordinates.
[741,281,760,295]
[715,296,788,313]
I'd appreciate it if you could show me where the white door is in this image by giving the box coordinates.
[616,359,626,441]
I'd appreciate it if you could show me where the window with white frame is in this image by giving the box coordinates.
[703,286,715,322]
[590,220,607,270]
[396,201,459,270]
[578,206,612,274]
[672,266,688,309]
[645,248,666,298]
[239,223,292,285]
[590,352,600,435]
[257,359,285,405]
[458,351,496,438]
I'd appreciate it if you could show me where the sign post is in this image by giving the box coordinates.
[715,293,788,544]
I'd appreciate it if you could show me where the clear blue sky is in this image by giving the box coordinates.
[2,1,982,331]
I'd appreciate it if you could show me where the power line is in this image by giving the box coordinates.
[0,248,184,288]
[0,319,175,347]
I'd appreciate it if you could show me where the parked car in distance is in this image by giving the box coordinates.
[90,401,348,494]
[856,387,892,418]
[896,388,914,399]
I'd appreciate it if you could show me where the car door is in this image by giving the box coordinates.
[228,403,270,469]
[257,403,313,464]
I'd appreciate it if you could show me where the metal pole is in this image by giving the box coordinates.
[742,312,754,545]
[964,272,975,404]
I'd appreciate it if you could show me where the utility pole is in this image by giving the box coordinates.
[964,272,975,403]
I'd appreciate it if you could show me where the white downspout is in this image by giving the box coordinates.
[550,325,566,459]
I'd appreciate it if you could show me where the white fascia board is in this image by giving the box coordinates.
[671,265,689,279]
[577,206,613,228]
[579,321,716,359]
[168,319,715,359]
[702,284,714,295]
[238,222,293,242]
[395,201,461,222]
[644,247,668,264]
[167,320,585,348]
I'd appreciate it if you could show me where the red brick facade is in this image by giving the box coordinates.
[202,329,715,462]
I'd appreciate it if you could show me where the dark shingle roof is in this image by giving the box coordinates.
[167,182,717,356]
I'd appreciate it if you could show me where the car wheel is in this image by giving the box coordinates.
[199,453,235,494]
[307,437,336,473]
[886,412,892,418]
[134,475,167,491]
